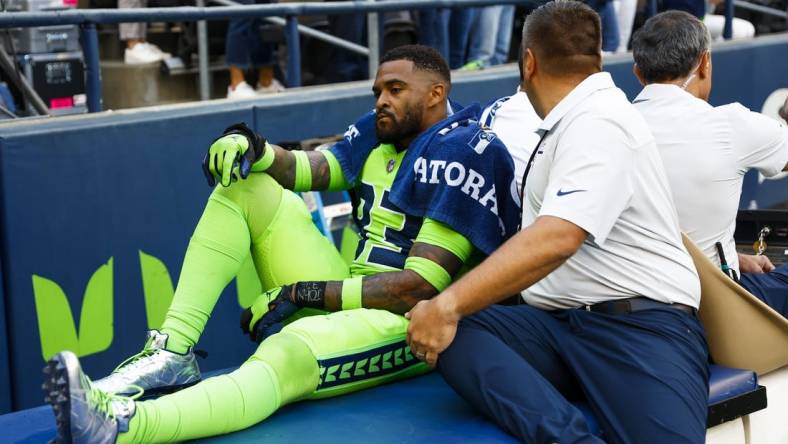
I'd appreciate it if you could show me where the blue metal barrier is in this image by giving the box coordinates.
[79,24,102,113]
[285,15,301,89]
[0,0,532,112]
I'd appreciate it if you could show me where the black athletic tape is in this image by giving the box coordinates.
[293,281,327,309]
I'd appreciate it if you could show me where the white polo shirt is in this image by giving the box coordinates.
[481,91,543,192]
[520,72,700,310]
[634,84,788,275]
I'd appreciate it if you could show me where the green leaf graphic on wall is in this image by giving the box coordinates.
[139,250,175,330]
[32,252,263,361]
[32,258,114,361]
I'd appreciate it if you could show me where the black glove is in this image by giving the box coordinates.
[239,285,299,343]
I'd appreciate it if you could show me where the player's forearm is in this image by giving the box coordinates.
[263,147,334,191]
[358,270,437,313]
[435,216,586,318]
[262,144,296,188]
[292,271,437,315]
[291,241,463,314]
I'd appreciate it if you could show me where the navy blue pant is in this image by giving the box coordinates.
[741,263,788,318]
[327,0,367,83]
[585,0,620,52]
[437,304,709,444]
[225,0,274,69]
[418,8,450,60]
[418,8,479,69]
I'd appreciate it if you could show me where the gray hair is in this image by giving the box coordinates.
[632,11,711,83]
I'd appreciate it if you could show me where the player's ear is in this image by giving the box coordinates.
[428,82,446,108]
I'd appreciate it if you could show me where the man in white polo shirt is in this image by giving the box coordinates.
[479,61,542,191]
[405,2,708,443]
[632,11,788,318]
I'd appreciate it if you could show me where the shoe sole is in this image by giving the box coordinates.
[43,352,77,444]
[103,378,201,400]
[142,379,200,399]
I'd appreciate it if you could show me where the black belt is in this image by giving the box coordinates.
[585,297,697,317]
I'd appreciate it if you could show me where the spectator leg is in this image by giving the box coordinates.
[118,0,147,44]
[418,8,450,61]
[448,7,479,69]
[659,0,706,18]
[613,0,637,52]
[600,1,621,52]
[225,0,276,90]
[466,6,502,68]
[705,14,756,41]
[491,5,515,66]
[328,3,367,83]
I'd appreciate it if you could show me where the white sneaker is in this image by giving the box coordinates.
[143,42,171,59]
[227,81,257,99]
[124,42,167,65]
[256,78,286,94]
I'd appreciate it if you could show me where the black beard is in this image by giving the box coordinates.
[376,108,422,146]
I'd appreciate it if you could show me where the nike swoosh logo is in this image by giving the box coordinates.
[557,189,587,196]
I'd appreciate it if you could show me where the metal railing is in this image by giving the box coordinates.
[0,0,783,113]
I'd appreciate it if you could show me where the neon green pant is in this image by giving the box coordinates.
[120,174,429,443]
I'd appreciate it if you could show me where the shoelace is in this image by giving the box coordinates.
[86,377,143,421]
[111,348,160,374]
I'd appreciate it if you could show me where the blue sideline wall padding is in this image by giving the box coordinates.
[0,34,787,413]
[0,255,12,413]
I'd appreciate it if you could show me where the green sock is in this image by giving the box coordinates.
[158,173,283,353]
[159,192,251,353]
[118,332,319,443]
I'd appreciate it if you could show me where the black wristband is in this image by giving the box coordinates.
[293,281,327,309]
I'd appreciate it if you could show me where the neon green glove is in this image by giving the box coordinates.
[239,286,298,342]
[202,122,273,187]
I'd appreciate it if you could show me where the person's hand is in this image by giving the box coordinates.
[203,122,267,187]
[738,253,775,274]
[779,97,788,124]
[405,296,460,368]
[239,285,299,342]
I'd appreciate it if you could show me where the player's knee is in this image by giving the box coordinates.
[211,172,283,208]
[247,330,320,403]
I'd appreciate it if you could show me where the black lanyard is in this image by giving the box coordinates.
[517,131,549,230]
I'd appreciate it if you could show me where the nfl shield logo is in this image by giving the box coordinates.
[468,129,497,155]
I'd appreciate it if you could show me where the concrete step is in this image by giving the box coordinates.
[100,60,229,109]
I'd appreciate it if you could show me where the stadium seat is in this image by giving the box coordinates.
[706,365,766,427]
